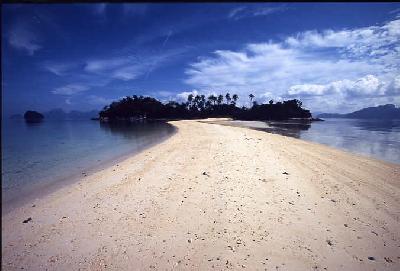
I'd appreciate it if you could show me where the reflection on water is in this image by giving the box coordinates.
[2,120,175,207]
[255,120,311,138]
[299,119,400,164]
[99,121,175,140]
[215,118,400,164]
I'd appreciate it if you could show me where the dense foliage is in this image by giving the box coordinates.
[99,94,311,121]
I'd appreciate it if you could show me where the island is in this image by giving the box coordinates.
[24,111,44,123]
[318,104,400,119]
[98,93,313,122]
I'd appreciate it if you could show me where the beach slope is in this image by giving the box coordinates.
[2,120,400,270]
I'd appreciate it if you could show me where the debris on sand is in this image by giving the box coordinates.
[22,217,32,223]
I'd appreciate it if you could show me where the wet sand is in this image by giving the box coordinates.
[2,119,400,270]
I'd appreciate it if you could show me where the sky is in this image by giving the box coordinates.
[2,3,400,116]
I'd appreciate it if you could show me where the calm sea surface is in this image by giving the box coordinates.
[2,120,175,209]
[213,118,400,164]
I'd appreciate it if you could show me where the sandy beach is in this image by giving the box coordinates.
[2,119,400,270]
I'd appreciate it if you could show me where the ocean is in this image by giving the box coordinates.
[212,118,400,164]
[2,119,176,210]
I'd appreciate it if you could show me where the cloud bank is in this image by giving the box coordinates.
[8,21,41,55]
[185,18,400,112]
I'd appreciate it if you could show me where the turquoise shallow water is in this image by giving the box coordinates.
[2,120,175,208]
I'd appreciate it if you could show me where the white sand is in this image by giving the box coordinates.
[2,119,400,270]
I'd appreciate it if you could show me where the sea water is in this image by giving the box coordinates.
[216,118,400,164]
[2,119,176,209]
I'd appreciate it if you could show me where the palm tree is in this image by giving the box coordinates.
[187,94,194,109]
[232,94,238,106]
[217,94,224,105]
[200,95,206,111]
[208,95,217,106]
[205,100,212,109]
[249,93,255,103]
[193,95,201,111]
[225,93,231,104]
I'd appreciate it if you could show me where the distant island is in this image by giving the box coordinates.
[318,104,400,120]
[99,93,312,122]
[44,109,99,120]
[24,111,44,123]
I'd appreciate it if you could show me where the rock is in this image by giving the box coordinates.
[368,256,375,261]
[384,257,392,263]
[22,217,32,223]
[282,172,289,175]
[24,111,44,123]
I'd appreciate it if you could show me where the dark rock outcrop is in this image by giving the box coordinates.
[24,111,44,123]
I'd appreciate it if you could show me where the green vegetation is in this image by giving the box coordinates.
[99,93,311,121]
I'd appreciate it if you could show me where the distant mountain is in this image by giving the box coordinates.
[44,109,99,120]
[45,108,68,120]
[317,113,344,118]
[67,110,99,120]
[10,114,23,119]
[318,104,400,119]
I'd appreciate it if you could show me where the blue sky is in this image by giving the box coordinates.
[2,3,400,115]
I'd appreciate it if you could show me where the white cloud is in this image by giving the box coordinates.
[52,84,89,95]
[47,48,186,101]
[288,75,392,97]
[228,5,286,20]
[389,8,400,15]
[176,90,199,101]
[43,62,77,76]
[84,57,129,73]
[87,95,114,106]
[228,7,246,19]
[85,49,183,81]
[112,66,141,81]
[84,56,145,81]
[184,18,400,112]
[157,91,174,97]
[288,84,327,96]
[162,30,172,48]
[8,21,41,55]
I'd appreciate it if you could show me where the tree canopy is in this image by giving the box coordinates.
[99,93,311,121]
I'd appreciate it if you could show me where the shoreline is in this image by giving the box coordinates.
[204,118,400,165]
[2,124,177,215]
[2,119,400,270]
